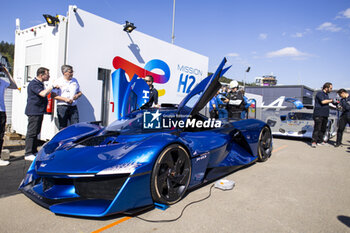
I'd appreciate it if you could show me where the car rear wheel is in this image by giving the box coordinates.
[151,144,191,205]
[257,126,272,162]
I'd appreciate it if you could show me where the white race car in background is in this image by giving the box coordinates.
[262,97,338,141]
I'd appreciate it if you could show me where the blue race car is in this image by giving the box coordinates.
[19,58,272,217]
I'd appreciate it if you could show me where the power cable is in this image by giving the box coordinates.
[133,184,215,223]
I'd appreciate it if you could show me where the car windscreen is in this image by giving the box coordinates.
[105,111,176,134]
[179,92,202,117]
[106,113,144,133]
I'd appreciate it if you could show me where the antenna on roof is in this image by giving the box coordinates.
[16,18,20,31]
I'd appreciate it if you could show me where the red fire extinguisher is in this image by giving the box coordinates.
[46,93,54,114]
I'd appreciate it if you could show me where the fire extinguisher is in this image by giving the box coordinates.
[46,93,54,114]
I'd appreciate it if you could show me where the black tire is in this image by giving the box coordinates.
[257,126,272,162]
[151,144,191,205]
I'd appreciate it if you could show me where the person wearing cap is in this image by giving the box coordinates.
[226,80,245,120]
[216,90,229,119]
[209,90,228,119]
[334,89,350,147]
[0,65,17,166]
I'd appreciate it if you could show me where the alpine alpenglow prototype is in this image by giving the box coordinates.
[19,58,273,217]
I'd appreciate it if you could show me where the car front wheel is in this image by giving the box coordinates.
[151,144,191,205]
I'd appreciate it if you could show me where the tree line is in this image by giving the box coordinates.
[0,41,14,74]
[208,72,255,86]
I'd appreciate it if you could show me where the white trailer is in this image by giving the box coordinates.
[12,5,208,140]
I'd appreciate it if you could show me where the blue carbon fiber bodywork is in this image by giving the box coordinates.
[19,58,272,217]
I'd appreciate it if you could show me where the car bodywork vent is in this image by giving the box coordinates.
[74,174,129,200]
[76,133,120,146]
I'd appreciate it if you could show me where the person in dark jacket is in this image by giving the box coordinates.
[311,82,333,148]
[226,80,245,120]
[141,75,158,109]
[24,67,58,161]
[335,89,350,147]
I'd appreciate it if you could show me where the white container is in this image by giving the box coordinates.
[12,6,209,141]
[214,179,235,190]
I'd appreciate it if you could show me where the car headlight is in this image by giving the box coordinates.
[96,162,140,175]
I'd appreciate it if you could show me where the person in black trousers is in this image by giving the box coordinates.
[335,89,350,147]
[53,65,82,130]
[24,67,58,161]
[311,82,333,148]
[226,80,245,120]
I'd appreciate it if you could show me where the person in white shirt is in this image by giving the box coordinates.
[53,65,82,130]
[0,65,17,166]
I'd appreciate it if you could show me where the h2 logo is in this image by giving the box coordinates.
[177,74,196,93]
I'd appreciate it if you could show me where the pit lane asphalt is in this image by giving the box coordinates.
[1,131,350,233]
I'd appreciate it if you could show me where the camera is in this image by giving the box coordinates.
[0,64,5,73]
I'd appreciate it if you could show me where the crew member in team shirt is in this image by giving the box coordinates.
[226,80,245,120]
[141,75,159,108]
[24,67,58,161]
[53,65,82,130]
[311,82,333,148]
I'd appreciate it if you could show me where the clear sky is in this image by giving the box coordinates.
[1,0,349,89]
